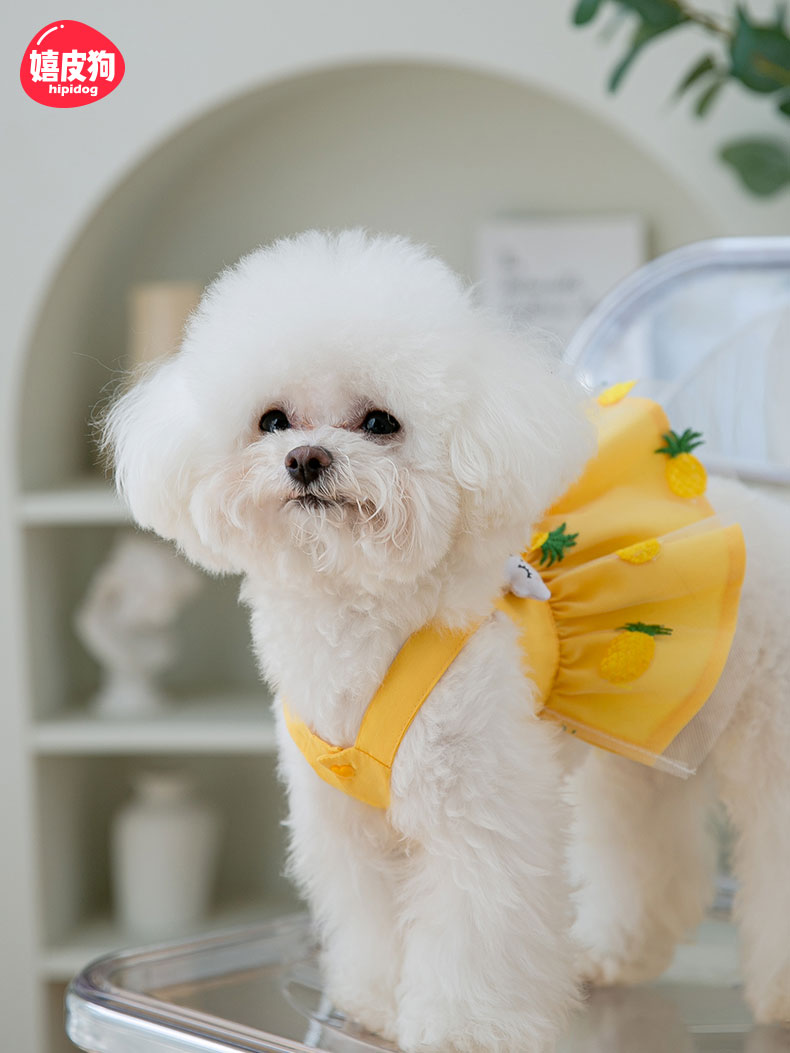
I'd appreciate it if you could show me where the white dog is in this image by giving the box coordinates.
[104,231,790,1052]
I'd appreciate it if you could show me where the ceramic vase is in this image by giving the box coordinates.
[111,770,220,939]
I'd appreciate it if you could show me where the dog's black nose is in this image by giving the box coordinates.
[285,445,333,487]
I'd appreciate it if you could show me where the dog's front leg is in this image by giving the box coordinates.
[389,627,579,1053]
[277,718,402,1041]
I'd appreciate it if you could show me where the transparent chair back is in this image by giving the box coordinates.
[565,238,790,486]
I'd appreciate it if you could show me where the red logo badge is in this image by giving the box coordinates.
[20,20,125,107]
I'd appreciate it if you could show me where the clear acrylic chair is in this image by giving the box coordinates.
[565,237,790,487]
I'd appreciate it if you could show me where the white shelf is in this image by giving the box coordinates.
[39,898,295,981]
[31,696,277,755]
[18,476,129,525]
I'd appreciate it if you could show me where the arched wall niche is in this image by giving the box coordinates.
[19,60,717,489]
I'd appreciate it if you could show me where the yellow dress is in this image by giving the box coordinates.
[284,385,746,809]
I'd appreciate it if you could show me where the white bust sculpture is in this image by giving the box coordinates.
[75,533,202,717]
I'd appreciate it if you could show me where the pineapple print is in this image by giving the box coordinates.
[616,538,661,564]
[655,429,707,498]
[599,622,672,684]
[530,523,579,567]
[597,380,636,407]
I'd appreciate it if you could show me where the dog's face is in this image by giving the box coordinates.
[184,333,469,587]
[106,231,592,596]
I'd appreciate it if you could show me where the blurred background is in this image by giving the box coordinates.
[2,2,789,1050]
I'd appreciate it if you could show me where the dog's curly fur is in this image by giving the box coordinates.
[104,230,790,1051]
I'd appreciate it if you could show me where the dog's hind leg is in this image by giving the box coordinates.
[701,477,790,1026]
[713,687,790,1028]
[569,748,717,986]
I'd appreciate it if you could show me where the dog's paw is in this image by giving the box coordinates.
[329,989,398,1044]
[575,943,673,987]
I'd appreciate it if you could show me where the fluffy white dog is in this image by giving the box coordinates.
[104,231,790,1052]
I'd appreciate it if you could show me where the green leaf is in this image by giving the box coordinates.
[600,6,630,42]
[730,7,790,94]
[537,523,579,567]
[613,0,687,29]
[573,0,605,25]
[695,78,725,116]
[675,54,717,97]
[609,18,685,91]
[779,94,790,116]
[720,137,790,196]
[621,622,673,636]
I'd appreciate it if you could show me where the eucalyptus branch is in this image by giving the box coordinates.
[670,1,732,37]
[572,0,790,197]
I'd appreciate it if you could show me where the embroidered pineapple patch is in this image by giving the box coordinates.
[597,380,637,406]
[599,622,673,683]
[655,429,707,498]
[530,523,579,567]
[616,538,661,564]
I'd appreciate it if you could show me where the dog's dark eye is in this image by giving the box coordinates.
[361,410,401,436]
[259,409,291,433]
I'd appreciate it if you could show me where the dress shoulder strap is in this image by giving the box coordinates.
[283,621,475,808]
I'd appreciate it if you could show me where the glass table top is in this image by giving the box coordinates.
[66,912,790,1053]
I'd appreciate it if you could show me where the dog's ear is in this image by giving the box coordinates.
[102,360,233,573]
[448,343,593,547]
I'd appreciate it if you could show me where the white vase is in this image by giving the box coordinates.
[111,771,220,940]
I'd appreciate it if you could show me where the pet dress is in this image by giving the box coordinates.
[284,383,746,808]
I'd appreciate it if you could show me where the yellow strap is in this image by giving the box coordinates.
[283,621,477,808]
[355,622,477,764]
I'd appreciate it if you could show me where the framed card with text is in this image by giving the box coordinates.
[477,216,646,346]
